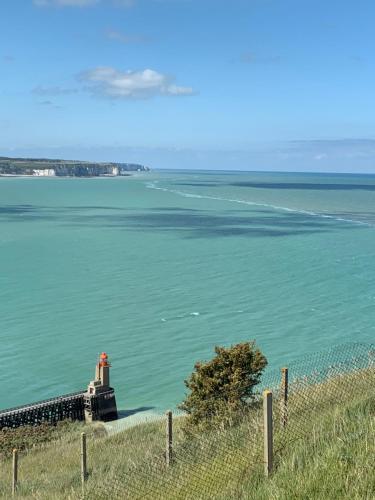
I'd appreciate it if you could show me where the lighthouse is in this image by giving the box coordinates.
[84,352,118,422]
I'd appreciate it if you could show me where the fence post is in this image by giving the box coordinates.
[12,449,18,496]
[369,349,375,367]
[280,367,288,428]
[81,432,87,491]
[165,410,173,466]
[263,390,273,477]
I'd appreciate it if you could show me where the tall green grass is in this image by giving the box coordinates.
[0,370,373,499]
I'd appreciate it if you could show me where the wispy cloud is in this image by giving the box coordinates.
[314,153,328,161]
[37,100,62,108]
[33,85,79,95]
[39,100,55,105]
[112,0,135,5]
[348,55,365,65]
[106,29,147,44]
[241,51,281,64]
[79,66,195,99]
[289,138,375,161]
[33,0,134,7]
[32,0,187,8]
[291,138,375,148]
[2,55,15,63]
[6,138,375,172]
[34,0,98,6]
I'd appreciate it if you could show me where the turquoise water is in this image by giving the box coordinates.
[1,170,375,411]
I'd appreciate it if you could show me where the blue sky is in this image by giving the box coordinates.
[1,0,375,171]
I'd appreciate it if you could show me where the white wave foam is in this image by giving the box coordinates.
[145,182,373,227]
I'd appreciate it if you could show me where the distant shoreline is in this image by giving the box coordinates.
[0,173,132,178]
[0,156,150,177]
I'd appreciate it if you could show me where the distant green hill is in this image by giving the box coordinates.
[0,156,150,177]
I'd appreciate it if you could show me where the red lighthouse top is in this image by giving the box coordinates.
[99,352,109,367]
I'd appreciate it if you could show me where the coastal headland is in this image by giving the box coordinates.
[0,156,150,177]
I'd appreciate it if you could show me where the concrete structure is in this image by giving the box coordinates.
[0,352,118,429]
[83,352,118,422]
[0,392,85,429]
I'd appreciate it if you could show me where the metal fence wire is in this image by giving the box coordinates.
[84,342,374,500]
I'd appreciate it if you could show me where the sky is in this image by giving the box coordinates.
[1,0,375,172]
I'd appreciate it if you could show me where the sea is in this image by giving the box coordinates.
[1,169,375,412]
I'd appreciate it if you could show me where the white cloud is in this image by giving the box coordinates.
[79,67,195,99]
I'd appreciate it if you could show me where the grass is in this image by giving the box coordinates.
[235,396,375,500]
[0,368,373,499]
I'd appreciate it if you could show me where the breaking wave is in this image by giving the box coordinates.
[145,181,373,227]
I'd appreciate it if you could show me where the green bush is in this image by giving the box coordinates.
[179,341,267,431]
[0,421,76,460]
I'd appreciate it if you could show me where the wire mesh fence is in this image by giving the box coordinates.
[1,342,374,499]
[84,342,375,499]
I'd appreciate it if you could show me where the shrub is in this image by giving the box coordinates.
[0,421,74,460]
[179,341,267,431]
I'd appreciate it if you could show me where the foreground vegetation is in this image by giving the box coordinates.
[0,368,373,499]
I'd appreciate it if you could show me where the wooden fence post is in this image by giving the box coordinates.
[280,367,288,428]
[263,390,273,477]
[81,432,87,491]
[369,349,375,367]
[165,410,173,466]
[12,449,18,496]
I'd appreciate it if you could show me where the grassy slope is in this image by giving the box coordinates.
[0,373,373,499]
[237,396,375,500]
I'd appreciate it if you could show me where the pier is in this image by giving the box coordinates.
[0,353,117,430]
[0,392,85,429]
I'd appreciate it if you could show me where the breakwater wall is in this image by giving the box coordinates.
[0,391,85,429]
[0,352,118,429]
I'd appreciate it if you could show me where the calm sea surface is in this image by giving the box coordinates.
[1,170,375,411]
